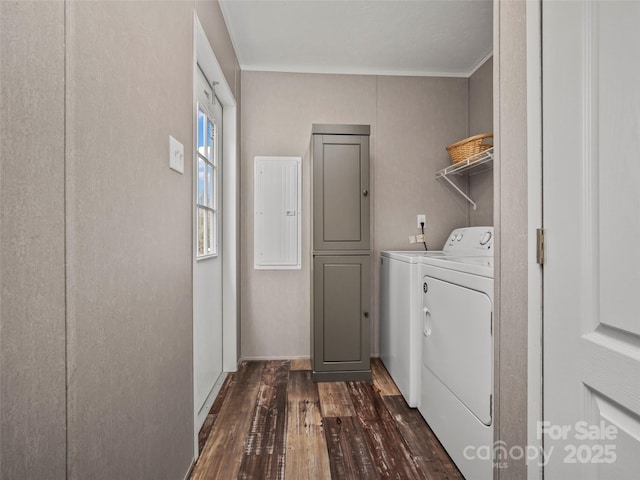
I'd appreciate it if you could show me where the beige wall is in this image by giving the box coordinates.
[65,2,195,478]
[469,57,494,227]
[240,71,468,359]
[1,1,239,478]
[240,72,376,359]
[494,1,528,479]
[0,2,67,479]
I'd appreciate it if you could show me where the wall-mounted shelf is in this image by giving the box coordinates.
[435,147,494,210]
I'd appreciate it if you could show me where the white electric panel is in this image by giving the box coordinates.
[254,156,302,269]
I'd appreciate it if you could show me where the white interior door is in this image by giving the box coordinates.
[193,70,223,432]
[543,1,640,478]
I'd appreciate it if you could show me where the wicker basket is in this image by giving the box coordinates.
[446,133,493,164]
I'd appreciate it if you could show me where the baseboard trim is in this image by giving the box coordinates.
[239,355,311,362]
[239,355,380,362]
[183,458,195,480]
[196,372,227,429]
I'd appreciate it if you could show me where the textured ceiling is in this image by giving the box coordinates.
[219,0,493,77]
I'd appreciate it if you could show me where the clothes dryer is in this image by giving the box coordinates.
[418,253,494,480]
[379,226,493,408]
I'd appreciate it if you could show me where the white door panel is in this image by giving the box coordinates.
[193,70,223,430]
[598,1,640,336]
[543,1,640,478]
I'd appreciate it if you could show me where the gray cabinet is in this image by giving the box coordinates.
[312,132,370,250]
[311,124,371,382]
[312,255,371,380]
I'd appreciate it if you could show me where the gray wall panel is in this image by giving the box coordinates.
[469,58,495,136]
[2,2,240,479]
[469,57,494,227]
[64,2,194,478]
[0,2,67,479]
[494,1,528,479]
[374,76,469,251]
[374,76,469,356]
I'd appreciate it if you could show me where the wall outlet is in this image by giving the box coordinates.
[417,214,426,229]
[408,235,417,244]
[416,234,426,243]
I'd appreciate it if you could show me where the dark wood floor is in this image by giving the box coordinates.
[191,358,463,479]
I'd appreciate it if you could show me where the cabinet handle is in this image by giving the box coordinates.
[362,189,368,197]
[363,311,369,318]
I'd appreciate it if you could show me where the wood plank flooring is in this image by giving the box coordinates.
[190,358,463,480]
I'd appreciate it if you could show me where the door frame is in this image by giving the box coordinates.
[194,12,238,374]
[192,11,239,452]
[526,1,543,479]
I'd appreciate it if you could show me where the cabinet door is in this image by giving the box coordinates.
[313,255,370,373]
[313,134,370,251]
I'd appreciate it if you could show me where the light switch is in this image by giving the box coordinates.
[169,135,184,174]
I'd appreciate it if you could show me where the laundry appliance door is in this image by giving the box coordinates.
[421,275,493,425]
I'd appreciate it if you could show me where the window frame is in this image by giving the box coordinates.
[196,102,219,260]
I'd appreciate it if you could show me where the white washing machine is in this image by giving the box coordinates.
[379,227,493,408]
[418,241,494,480]
[380,250,430,407]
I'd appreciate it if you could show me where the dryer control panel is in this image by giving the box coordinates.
[443,227,493,255]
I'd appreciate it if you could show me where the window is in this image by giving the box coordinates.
[196,105,218,258]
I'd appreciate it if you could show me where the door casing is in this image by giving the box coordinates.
[192,12,239,458]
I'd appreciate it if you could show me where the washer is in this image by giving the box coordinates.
[380,251,438,407]
[379,227,493,408]
[418,242,493,480]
